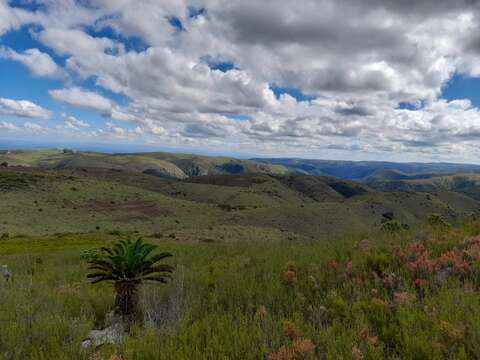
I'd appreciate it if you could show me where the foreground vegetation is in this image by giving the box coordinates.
[2,219,480,359]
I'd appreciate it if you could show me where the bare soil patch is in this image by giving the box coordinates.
[84,200,173,217]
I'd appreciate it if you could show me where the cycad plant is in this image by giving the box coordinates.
[86,238,173,316]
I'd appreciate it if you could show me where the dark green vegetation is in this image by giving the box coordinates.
[3,150,480,358]
[86,238,173,316]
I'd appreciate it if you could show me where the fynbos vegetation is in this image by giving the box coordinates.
[1,220,480,358]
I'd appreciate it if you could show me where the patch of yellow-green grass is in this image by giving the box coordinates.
[0,149,64,166]
[60,153,188,179]
[0,233,107,255]
[0,170,224,236]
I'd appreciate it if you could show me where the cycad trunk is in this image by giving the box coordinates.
[115,281,139,316]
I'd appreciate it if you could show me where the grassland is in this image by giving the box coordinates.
[3,220,480,359]
[1,166,479,240]
[2,155,480,359]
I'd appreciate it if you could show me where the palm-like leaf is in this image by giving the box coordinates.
[86,238,173,284]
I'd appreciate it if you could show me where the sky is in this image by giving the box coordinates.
[1,1,480,162]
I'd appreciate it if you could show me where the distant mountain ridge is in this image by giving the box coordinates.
[253,158,480,180]
[3,149,480,182]
[365,172,480,200]
[0,149,288,179]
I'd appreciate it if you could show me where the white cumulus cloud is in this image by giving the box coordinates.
[0,98,51,119]
[0,47,64,78]
[49,87,112,112]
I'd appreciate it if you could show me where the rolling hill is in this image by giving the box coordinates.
[0,149,288,179]
[366,172,480,200]
[2,149,480,241]
[1,163,479,240]
[4,149,480,182]
[254,158,480,180]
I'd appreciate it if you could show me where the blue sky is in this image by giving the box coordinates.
[2,1,480,163]
[442,74,480,108]
[0,25,108,132]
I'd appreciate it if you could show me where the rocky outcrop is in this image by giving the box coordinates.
[81,312,127,349]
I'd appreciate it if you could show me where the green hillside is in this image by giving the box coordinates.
[367,173,480,200]
[0,150,288,179]
[1,166,478,240]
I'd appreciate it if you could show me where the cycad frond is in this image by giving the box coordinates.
[90,275,117,284]
[142,275,169,283]
[142,264,174,276]
[86,238,173,284]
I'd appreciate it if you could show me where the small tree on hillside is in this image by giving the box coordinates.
[428,213,451,229]
[86,238,173,317]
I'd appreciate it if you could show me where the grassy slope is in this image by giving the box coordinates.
[0,167,217,236]
[0,150,288,179]
[1,168,479,241]
[367,173,480,199]
[0,149,62,166]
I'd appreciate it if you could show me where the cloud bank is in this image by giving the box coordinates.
[1,0,480,161]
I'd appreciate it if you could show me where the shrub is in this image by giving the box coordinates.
[327,296,349,320]
[282,321,302,340]
[365,253,391,275]
[356,298,403,354]
[428,213,451,229]
[381,220,403,234]
[80,248,99,261]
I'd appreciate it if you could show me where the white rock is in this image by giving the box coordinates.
[1,265,11,282]
[81,322,125,349]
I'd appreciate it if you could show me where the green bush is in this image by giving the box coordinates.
[428,213,451,229]
[381,220,403,233]
[365,253,391,275]
[79,248,99,261]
